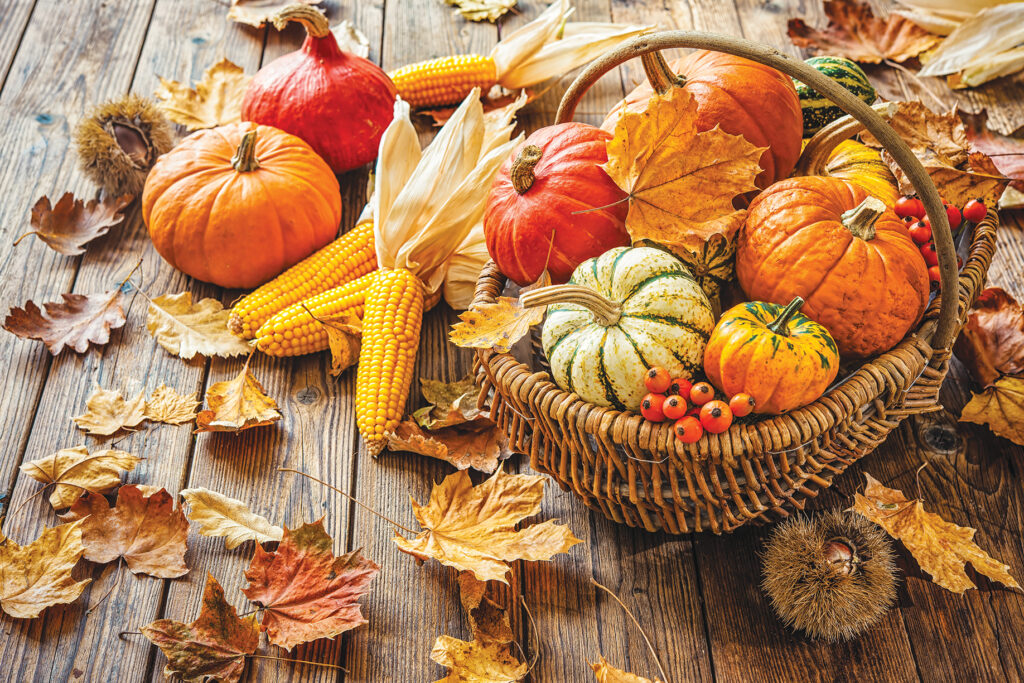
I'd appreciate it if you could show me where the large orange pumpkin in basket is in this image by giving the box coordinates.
[142,122,341,289]
[602,51,803,188]
[736,176,930,358]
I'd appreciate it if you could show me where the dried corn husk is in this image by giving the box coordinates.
[919,3,1024,88]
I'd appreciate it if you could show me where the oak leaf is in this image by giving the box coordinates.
[591,656,663,683]
[960,375,1024,446]
[602,86,762,249]
[0,521,91,619]
[241,520,379,650]
[450,297,543,354]
[181,487,283,549]
[4,289,127,355]
[787,0,941,64]
[394,468,582,583]
[195,358,281,433]
[850,473,1021,593]
[14,192,132,255]
[414,374,486,430]
[953,287,1024,386]
[155,58,250,131]
[72,384,147,435]
[227,0,321,28]
[142,572,259,683]
[147,291,251,359]
[20,445,140,510]
[444,0,517,23]
[144,383,200,425]
[79,485,189,578]
[389,420,512,474]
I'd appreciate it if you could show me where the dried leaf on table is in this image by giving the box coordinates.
[13,192,132,255]
[918,3,1024,88]
[449,297,543,354]
[961,109,1024,203]
[142,572,259,683]
[227,0,321,27]
[330,20,369,58]
[79,485,189,578]
[144,383,200,425]
[181,487,283,550]
[414,374,485,429]
[4,289,127,355]
[591,656,663,683]
[309,309,361,377]
[882,148,1011,207]
[146,291,251,359]
[72,385,147,436]
[861,102,969,163]
[960,375,1024,446]
[445,0,517,23]
[849,473,1021,593]
[786,0,941,64]
[0,521,90,619]
[394,468,582,583]
[953,287,1024,386]
[20,445,140,510]
[458,572,515,645]
[195,358,281,433]
[388,420,512,474]
[155,58,250,131]
[242,520,379,650]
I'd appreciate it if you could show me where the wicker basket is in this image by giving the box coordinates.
[471,32,998,534]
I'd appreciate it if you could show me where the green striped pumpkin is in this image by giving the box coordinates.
[795,56,876,137]
[540,246,715,412]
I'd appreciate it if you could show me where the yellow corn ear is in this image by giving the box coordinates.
[229,221,376,339]
[356,268,425,455]
[388,54,498,109]
[254,272,375,357]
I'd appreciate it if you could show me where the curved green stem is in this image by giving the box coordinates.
[766,297,805,337]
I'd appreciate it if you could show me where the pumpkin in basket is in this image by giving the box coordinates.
[704,297,840,414]
[142,122,341,289]
[484,122,630,286]
[736,177,929,358]
[523,246,715,412]
[794,56,876,136]
[821,139,900,207]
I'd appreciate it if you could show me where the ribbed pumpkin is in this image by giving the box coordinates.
[484,123,630,286]
[601,51,803,188]
[823,139,900,207]
[736,177,929,358]
[703,297,840,414]
[142,122,341,289]
[795,56,876,136]
[525,246,714,412]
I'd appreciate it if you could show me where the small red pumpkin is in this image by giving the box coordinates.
[484,122,630,286]
[241,5,397,174]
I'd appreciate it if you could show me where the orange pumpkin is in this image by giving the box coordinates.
[736,177,930,358]
[142,122,341,289]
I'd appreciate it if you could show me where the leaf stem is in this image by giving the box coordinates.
[249,654,348,672]
[520,595,541,671]
[87,558,124,614]
[591,578,670,683]
[278,468,418,535]
[882,59,949,113]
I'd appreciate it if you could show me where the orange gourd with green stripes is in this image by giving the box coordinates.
[388,54,497,109]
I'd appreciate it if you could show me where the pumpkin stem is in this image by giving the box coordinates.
[510,145,543,194]
[641,50,686,95]
[519,284,622,326]
[269,3,331,38]
[840,196,886,241]
[231,130,261,173]
[766,297,805,336]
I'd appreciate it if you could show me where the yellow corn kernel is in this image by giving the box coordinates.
[229,221,376,339]
[388,54,498,109]
[355,268,425,455]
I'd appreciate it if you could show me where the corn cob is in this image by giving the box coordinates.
[229,221,376,339]
[356,268,425,455]
[388,54,498,109]
[255,272,375,357]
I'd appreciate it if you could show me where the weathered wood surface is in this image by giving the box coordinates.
[0,1,1022,682]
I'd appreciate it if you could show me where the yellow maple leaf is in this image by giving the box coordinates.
[394,468,581,583]
[306,308,362,377]
[602,86,763,250]
[0,521,91,619]
[20,445,140,509]
[154,58,251,131]
[449,297,543,354]
[72,385,147,435]
[147,291,251,360]
[959,374,1024,446]
[195,358,281,433]
[181,487,283,550]
[591,656,663,683]
[144,383,200,425]
[431,635,528,683]
[849,473,1021,594]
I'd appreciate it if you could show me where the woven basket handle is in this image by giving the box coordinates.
[554,31,959,355]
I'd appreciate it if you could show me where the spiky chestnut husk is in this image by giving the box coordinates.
[761,510,897,642]
[74,94,175,196]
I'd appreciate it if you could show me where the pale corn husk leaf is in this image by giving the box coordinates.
[949,46,1024,89]
[919,3,1024,87]
[445,0,517,22]
[897,0,1018,21]
[490,0,569,77]
[444,225,490,310]
[331,20,369,58]
[892,8,962,35]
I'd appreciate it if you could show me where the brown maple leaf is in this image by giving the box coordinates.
[20,445,140,509]
[241,519,379,650]
[79,484,189,578]
[13,192,133,255]
[195,357,281,433]
[458,572,515,646]
[227,0,321,28]
[388,420,513,474]
[787,0,941,64]
[72,384,147,435]
[591,656,663,683]
[961,109,1024,195]
[450,297,544,354]
[431,635,528,683]
[960,375,1024,446]
[850,473,1021,593]
[0,521,91,619]
[155,58,251,131]
[413,374,487,430]
[953,287,1024,386]
[143,572,259,683]
[4,289,127,355]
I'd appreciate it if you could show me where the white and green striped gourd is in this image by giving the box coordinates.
[795,56,877,136]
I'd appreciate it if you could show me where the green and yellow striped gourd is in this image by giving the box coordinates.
[795,56,877,136]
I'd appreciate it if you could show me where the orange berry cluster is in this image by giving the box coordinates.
[639,367,754,443]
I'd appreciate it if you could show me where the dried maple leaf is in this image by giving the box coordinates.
[861,102,969,164]
[394,468,582,583]
[431,635,528,683]
[227,0,321,28]
[181,487,283,549]
[20,445,140,510]
[147,291,251,359]
[241,520,379,650]
[850,473,1021,593]
[13,192,132,255]
[444,0,517,22]
[79,485,189,578]
[602,86,762,249]
[960,375,1024,446]
[389,420,512,474]
[787,0,941,64]
[143,572,259,683]
[144,383,200,425]
[72,384,147,435]
[413,374,486,430]
[953,287,1024,386]
[591,656,663,683]
[458,572,514,645]
[450,298,543,354]
[195,358,281,433]
[0,521,91,619]
[882,148,1010,208]
[155,58,250,131]
[961,109,1024,195]
[4,289,127,355]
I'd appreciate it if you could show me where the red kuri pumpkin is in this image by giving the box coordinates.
[241,5,397,174]
[142,122,342,289]
[602,51,803,188]
[484,122,630,286]
[736,176,930,358]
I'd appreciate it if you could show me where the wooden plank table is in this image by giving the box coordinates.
[0,0,1021,681]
